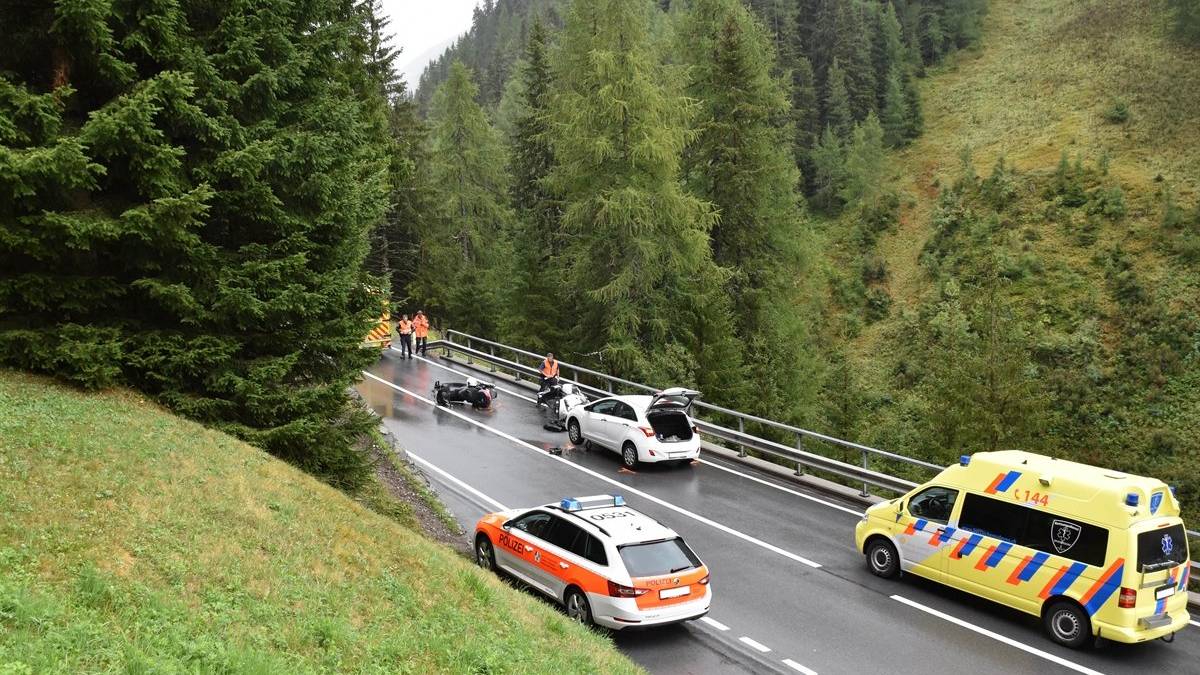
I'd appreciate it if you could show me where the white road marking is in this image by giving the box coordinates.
[410,353,866,520]
[360,371,823,569]
[1191,620,1199,628]
[697,458,864,517]
[699,616,730,631]
[782,659,818,675]
[738,636,771,653]
[890,595,1106,675]
[406,451,508,511]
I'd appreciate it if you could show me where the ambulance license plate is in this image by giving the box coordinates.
[659,587,690,600]
[1155,585,1175,601]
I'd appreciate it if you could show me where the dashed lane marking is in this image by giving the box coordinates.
[699,616,730,631]
[406,451,507,511]
[782,659,818,675]
[360,371,823,570]
[890,595,1106,675]
[738,636,771,653]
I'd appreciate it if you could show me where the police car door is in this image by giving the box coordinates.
[897,486,960,582]
[539,516,588,600]
[500,511,555,595]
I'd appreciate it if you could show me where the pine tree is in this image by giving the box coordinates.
[841,112,886,207]
[419,61,511,335]
[548,0,730,383]
[0,0,392,488]
[791,55,821,173]
[811,126,847,212]
[880,66,909,146]
[823,58,854,139]
[501,18,563,352]
[678,0,821,416]
[873,1,907,107]
[840,1,878,121]
[381,95,437,307]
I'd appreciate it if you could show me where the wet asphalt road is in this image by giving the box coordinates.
[357,351,1200,675]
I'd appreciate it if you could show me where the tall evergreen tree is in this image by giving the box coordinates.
[840,112,887,207]
[0,0,392,487]
[880,66,909,146]
[678,0,822,416]
[501,19,562,351]
[840,1,878,120]
[418,62,511,335]
[811,126,846,212]
[823,58,854,138]
[548,0,732,384]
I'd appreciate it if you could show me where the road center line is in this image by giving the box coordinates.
[409,354,866,520]
[738,636,771,653]
[699,616,730,631]
[782,659,818,675]
[360,371,822,569]
[406,451,508,511]
[890,595,1106,675]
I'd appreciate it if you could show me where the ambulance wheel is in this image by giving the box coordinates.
[865,538,900,579]
[621,443,639,469]
[475,535,496,572]
[568,419,583,445]
[565,587,593,625]
[1044,601,1090,648]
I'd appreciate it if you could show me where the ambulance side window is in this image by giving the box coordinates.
[958,494,1028,543]
[907,486,959,524]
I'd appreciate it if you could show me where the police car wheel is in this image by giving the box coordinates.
[475,535,496,572]
[568,419,583,445]
[1044,602,1090,648]
[866,539,900,579]
[565,588,592,625]
[622,443,638,469]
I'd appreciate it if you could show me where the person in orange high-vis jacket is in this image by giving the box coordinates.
[396,314,414,359]
[539,352,559,389]
[413,311,430,356]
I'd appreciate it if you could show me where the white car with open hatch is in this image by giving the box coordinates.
[565,388,701,469]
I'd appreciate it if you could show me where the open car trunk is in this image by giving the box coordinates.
[647,411,693,442]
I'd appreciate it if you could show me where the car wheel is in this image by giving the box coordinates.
[475,535,496,572]
[568,419,583,445]
[1044,601,1090,649]
[865,538,900,579]
[565,587,593,625]
[621,443,638,469]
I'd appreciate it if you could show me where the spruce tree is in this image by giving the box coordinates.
[811,126,847,212]
[823,58,854,139]
[841,112,887,207]
[880,66,909,146]
[419,61,511,335]
[0,0,392,488]
[501,19,563,351]
[873,1,907,108]
[678,0,821,416]
[840,1,878,120]
[548,0,730,384]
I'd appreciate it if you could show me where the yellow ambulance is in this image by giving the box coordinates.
[855,450,1191,647]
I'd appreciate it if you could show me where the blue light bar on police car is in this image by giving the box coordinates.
[560,495,625,511]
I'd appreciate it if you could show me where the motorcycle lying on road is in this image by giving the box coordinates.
[536,377,589,431]
[434,378,498,410]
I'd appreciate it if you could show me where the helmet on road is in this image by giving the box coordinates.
[562,383,574,395]
[466,377,479,387]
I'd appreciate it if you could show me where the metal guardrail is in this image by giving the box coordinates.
[434,330,940,497]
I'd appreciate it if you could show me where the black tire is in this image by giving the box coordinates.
[475,534,496,573]
[621,443,638,469]
[865,538,900,579]
[568,419,583,445]
[564,587,593,625]
[1044,601,1091,649]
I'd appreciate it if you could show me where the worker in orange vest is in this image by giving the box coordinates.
[413,310,430,356]
[540,352,559,390]
[396,314,414,359]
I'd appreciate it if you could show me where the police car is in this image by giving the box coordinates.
[474,495,712,629]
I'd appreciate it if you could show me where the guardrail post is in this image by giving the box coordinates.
[860,449,870,498]
[465,337,473,365]
[606,380,613,393]
[795,434,805,476]
[738,418,747,458]
[489,345,496,373]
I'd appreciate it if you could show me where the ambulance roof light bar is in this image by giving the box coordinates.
[560,495,625,511]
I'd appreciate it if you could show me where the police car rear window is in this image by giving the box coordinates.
[1137,524,1188,572]
[618,538,700,577]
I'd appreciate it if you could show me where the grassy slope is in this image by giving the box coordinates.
[823,0,1200,512]
[0,371,640,674]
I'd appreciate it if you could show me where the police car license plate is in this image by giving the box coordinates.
[659,587,690,600]
[1155,585,1176,601]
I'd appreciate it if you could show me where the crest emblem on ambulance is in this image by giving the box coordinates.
[1051,520,1081,553]
[1150,491,1164,514]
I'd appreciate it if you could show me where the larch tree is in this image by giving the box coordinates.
[0,0,393,487]
[547,0,732,385]
[678,0,822,419]
[419,61,511,336]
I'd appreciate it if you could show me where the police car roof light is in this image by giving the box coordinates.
[561,495,624,511]
[560,498,582,512]
[613,495,626,506]
[1125,492,1139,507]
[959,455,970,466]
